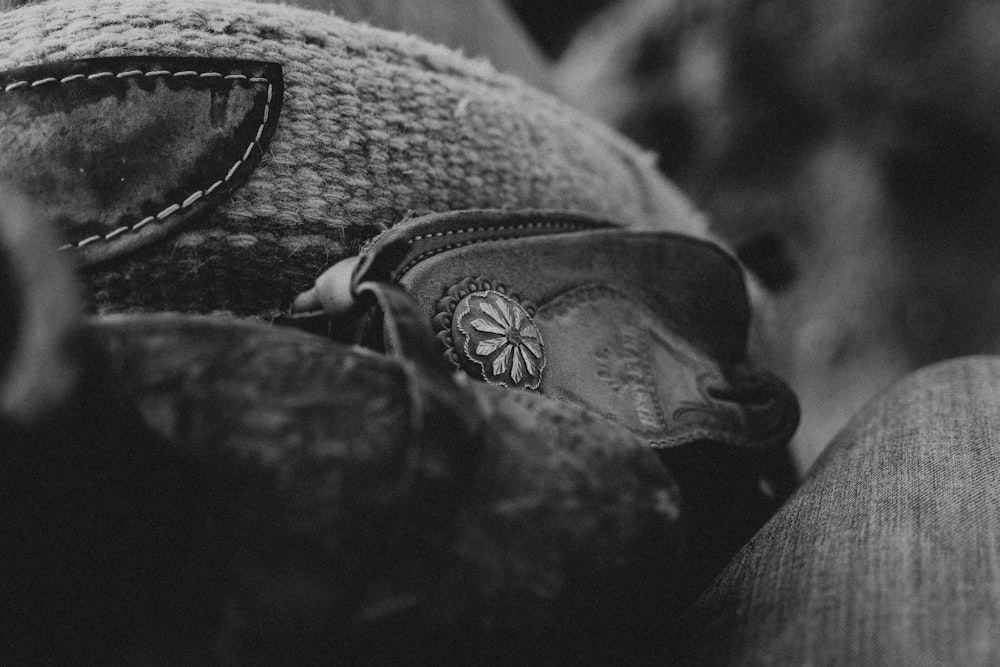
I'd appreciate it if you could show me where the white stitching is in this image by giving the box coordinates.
[225,160,243,181]
[75,234,102,247]
[0,67,276,250]
[396,222,595,276]
[156,203,181,219]
[410,221,587,243]
[182,191,204,208]
[133,215,156,231]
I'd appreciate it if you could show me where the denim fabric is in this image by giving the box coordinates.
[681,356,1000,665]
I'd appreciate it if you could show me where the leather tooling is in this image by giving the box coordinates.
[435,277,759,449]
[286,210,800,453]
[535,284,747,448]
[0,57,283,264]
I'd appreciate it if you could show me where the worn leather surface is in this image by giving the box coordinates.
[280,209,801,592]
[349,209,797,454]
[0,176,682,661]
[5,313,682,663]
[0,56,282,264]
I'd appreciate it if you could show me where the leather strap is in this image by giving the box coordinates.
[358,209,618,283]
[354,280,453,382]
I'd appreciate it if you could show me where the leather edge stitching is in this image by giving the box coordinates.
[394,221,597,279]
[1,68,275,251]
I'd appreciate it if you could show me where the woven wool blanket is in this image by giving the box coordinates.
[0,0,707,317]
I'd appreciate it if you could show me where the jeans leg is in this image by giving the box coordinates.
[680,356,1000,665]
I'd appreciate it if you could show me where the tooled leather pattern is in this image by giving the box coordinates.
[535,283,757,449]
[345,210,798,452]
[433,278,797,451]
[0,57,283,264]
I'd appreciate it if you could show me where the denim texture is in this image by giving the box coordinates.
[682,356,1000,665]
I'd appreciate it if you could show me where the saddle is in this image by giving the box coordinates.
[0,0,798,661]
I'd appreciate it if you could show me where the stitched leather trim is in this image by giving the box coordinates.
[396,220,605,278]
[0,57,283,265]
[354,210,619,284]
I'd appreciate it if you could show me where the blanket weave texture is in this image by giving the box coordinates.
[0,0,706,316]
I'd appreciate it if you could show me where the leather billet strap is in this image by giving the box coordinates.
[0,56,283,264]
[285,209,800,455]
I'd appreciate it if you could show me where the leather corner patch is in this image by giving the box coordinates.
[0,57,283,264]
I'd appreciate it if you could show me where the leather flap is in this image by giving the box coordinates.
[380,224,798,451]
[283,209,799,452]
[394,229,751,364]
[0,57,283,264]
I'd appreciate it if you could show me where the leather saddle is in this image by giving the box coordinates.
[0,48,798,663]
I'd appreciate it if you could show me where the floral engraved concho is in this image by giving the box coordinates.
[433,278,545,389]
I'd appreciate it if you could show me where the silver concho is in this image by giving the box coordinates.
[453,290,545,389]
